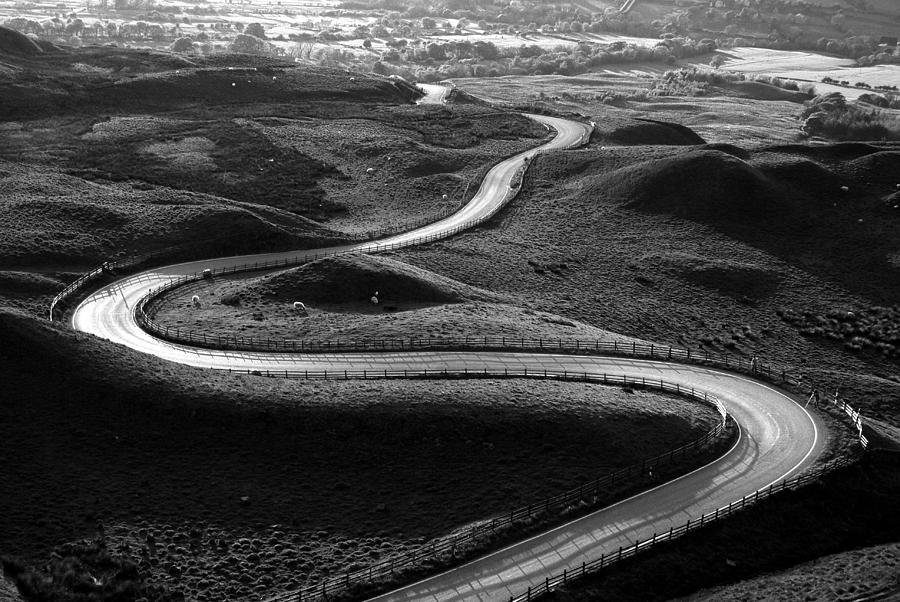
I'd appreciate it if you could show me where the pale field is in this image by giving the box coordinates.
[445,71,805,145]
[425,31,661,50]
[712,47,900,100]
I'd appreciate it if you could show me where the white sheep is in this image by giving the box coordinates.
[293,301,309,317]
[840,185,849,192]
[370,291,379,305]
[191,295,201,308]
[442,194,448,200]
[366,167,375,174]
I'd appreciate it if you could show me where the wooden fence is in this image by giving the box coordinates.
[507,453,859,602]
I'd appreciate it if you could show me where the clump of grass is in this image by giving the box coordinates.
[2,540,169,601]
[779,306,900,358]
[220,292,241,306]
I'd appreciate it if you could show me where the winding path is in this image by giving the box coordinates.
[69,88,828,601]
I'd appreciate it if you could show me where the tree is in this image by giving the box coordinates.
[229,32,272,55]
[170,36,193,53]
[426,42,446,60]
[244,22,265,39]
[473,40,499,60]
[65,18,84,37]
[831,12,847,32]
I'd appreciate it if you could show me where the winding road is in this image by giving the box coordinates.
[68,86,828,602]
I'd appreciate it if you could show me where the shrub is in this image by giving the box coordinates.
[781,305,900,357]
[801,92,900,141]
[221,292,241,306]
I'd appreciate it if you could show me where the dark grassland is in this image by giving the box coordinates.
[544,453,900,602]
[0,308,720,601]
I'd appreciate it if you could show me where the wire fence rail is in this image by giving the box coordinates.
[258,370,728,602]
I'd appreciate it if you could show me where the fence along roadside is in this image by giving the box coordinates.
[507,449,859,602]
[262,370,729,602]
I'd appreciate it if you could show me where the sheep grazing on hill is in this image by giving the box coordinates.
[293,301,309,317]
[370,291,379,305]
[191,295,201,308]
[366,167,376,174]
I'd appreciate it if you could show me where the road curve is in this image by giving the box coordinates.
[69,106,827,601]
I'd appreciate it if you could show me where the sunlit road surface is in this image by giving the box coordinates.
[70,89,825,602]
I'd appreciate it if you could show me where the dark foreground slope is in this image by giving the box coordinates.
[0,308,718,601]
[543,452,900,602]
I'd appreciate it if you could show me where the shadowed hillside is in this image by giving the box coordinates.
[0,308,717,602]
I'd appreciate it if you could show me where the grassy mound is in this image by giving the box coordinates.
[699,143,750,159]
[0,160,336,268]
[0,47,418,121]
[749,154,845,199]
[767,142,885,162]
[0,307,720,601]
[721,80,810,103]
[0,26,42,57]
[638,253,781,300]
[601,150,784,220]
[240,254,476,305]
[848,151,900,179]
[0,270,63,295]
[151,254,647,344]
[601,118,706,146]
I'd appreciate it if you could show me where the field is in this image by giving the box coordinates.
[714,47,900,100]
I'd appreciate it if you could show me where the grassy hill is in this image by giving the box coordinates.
[149,254,646,344]
[397,135,900,423]
[0,41,546,320]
